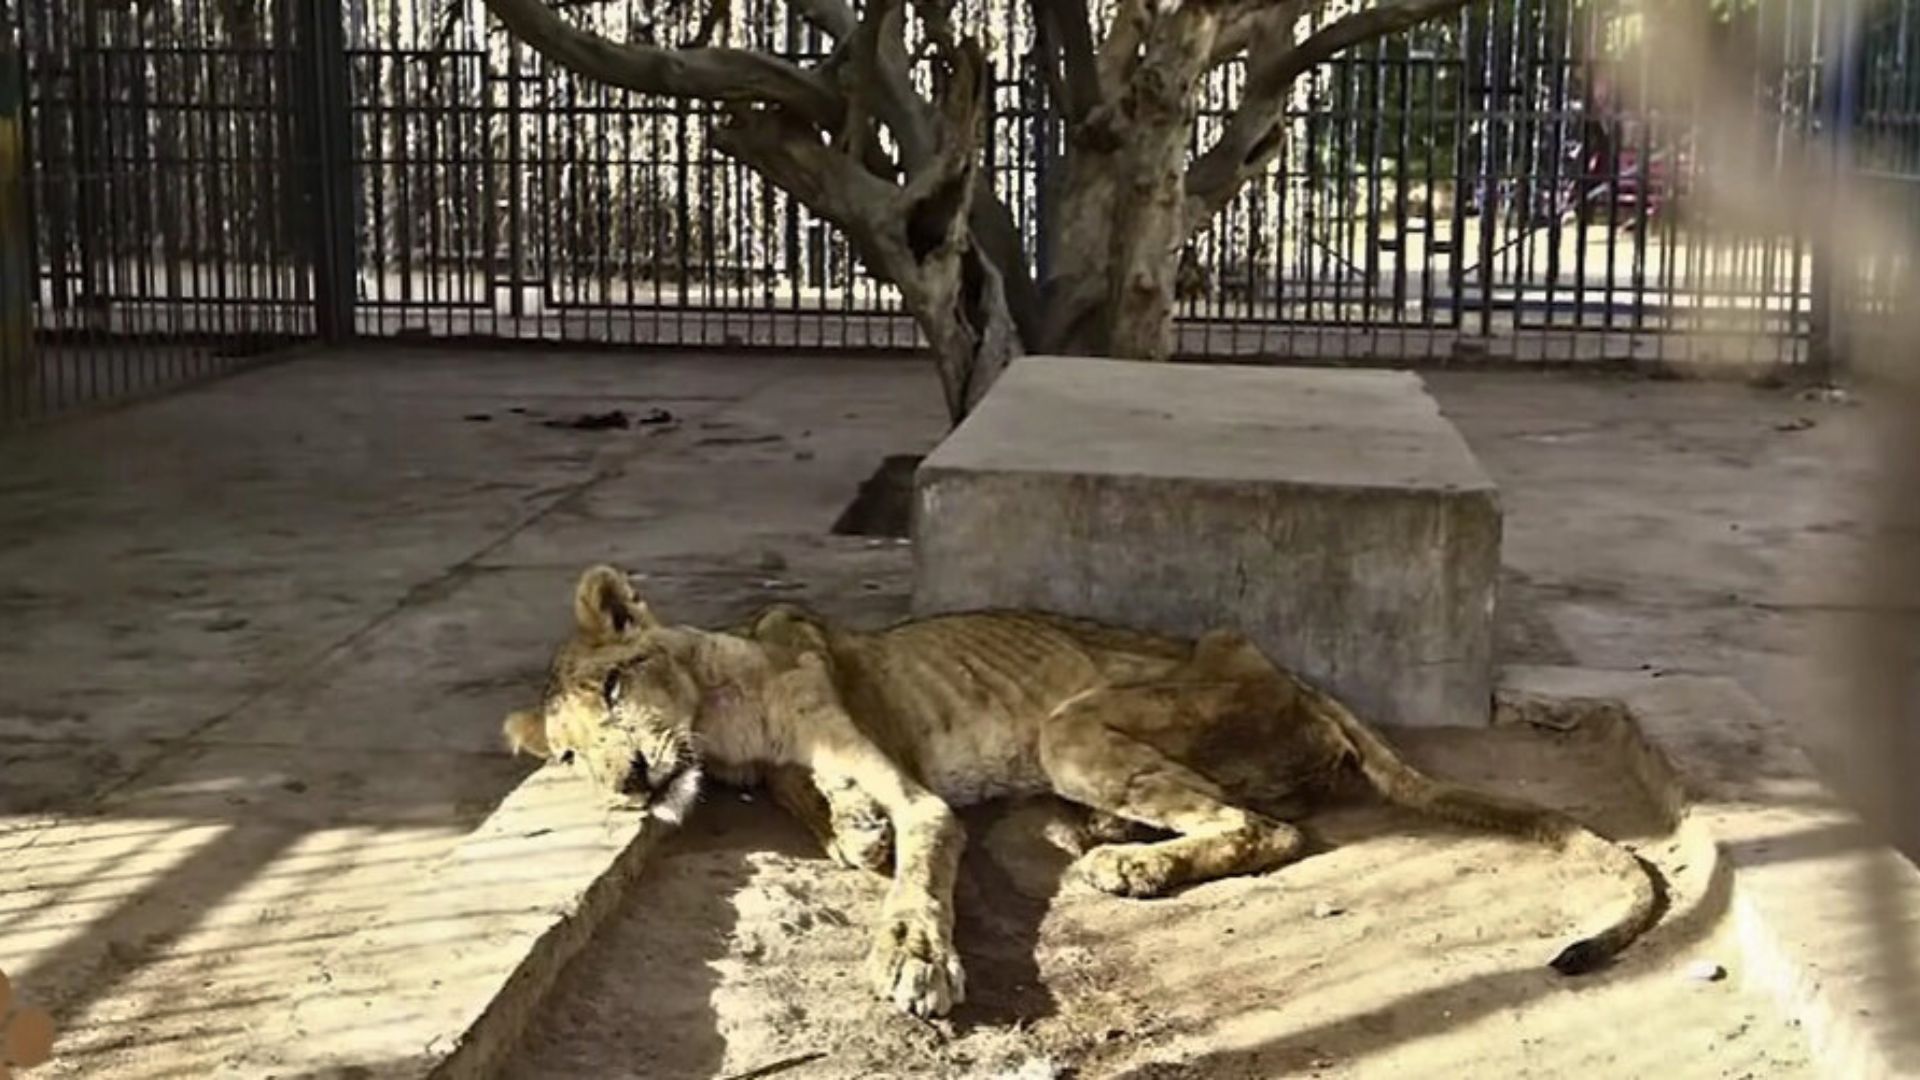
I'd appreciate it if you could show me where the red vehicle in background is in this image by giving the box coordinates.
[1467,72,1697,232]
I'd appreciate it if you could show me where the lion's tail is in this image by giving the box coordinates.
[1308,684,1660,975]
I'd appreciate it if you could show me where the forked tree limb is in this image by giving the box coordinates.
[480,0,1041,348]
[780,0,1037,344]
[1207,0,1311,71]
[714,39,1013,419]
[1185,0,1474,231]
[713,108,903,242]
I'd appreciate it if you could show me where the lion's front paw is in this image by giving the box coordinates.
[867,905,965,1018]
[1077,843,1180,898]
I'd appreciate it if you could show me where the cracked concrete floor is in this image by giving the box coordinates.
[0,351,1891,1077]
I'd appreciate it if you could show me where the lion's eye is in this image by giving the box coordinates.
[559,749,576,766]
[601,669,623,706]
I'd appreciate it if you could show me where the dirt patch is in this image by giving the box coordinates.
[831,455,923,539]
[507,725,1811,1079]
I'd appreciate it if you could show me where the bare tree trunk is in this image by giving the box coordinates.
[1038,150,1121,356]
[913,247,1019,419]
[1103,10,1216,360]
[1036,7,1214,361]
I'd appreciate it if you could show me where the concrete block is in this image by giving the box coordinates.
[912,357,1501,728]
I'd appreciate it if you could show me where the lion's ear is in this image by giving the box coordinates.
[572,564,659,640]
[503,710,551,759]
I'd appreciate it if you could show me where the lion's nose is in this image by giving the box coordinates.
[618,752,650,796]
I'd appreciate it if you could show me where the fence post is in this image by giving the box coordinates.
[1811,0,1863,375]
[295,0,355,342]
[0,7,30,422]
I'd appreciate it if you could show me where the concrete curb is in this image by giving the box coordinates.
[1501,666,1920,1080]
[224,763,660,1080]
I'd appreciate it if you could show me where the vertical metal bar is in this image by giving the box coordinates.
[1473,3,1498,340]
[1344,48,1361,356]
[1301,62,1320,334]
[0,5,29,426]
[1447,5,1469,333]
[73,0,102,328]
[506,35,525,322]
[1031,55,1051,293]
[1571,0,1591,335]
[1418,28,1440,337]
[674,91,689,344]
[297,0,354,341]
[89,14,112,402]
[1542,0,1569,335]
[1391,32,1411,328]
[1361,40,1382,340]
[211,25,235,354]
[1811,0,1862,372]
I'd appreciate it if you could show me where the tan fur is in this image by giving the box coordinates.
[510,565,1660,1017]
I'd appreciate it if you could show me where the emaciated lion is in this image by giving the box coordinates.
[504,565,1659,1018]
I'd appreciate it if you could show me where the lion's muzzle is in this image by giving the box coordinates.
[616,752,653,797]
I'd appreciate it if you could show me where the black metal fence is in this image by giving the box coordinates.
[1840,0,1920,340]
[5,0,317,424]
[6,0,1918,425]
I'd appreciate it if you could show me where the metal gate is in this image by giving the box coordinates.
[7,0,1914,424]
[6,0,317,424]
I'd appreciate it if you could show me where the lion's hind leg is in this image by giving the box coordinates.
[1039,682,1305,897]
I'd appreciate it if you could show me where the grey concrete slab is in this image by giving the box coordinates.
[923,358,1491,490]
[915,357,1501,728]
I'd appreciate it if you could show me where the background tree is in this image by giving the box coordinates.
[481,0,1479,420]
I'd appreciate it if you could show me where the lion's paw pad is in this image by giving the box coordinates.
[867,911,965,1018]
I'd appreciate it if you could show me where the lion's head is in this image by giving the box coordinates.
[503,565,706,822]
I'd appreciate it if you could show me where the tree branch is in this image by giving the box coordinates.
[1207,0,1310,70]
[968,182,1041,346]
[1185,0,1472,230]
[1096,0,1149,95]
[712,108,903,242]
[483,0,1040,355]
[787,0,855,39]
[830,0,905,163]
[480,0,844,128]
